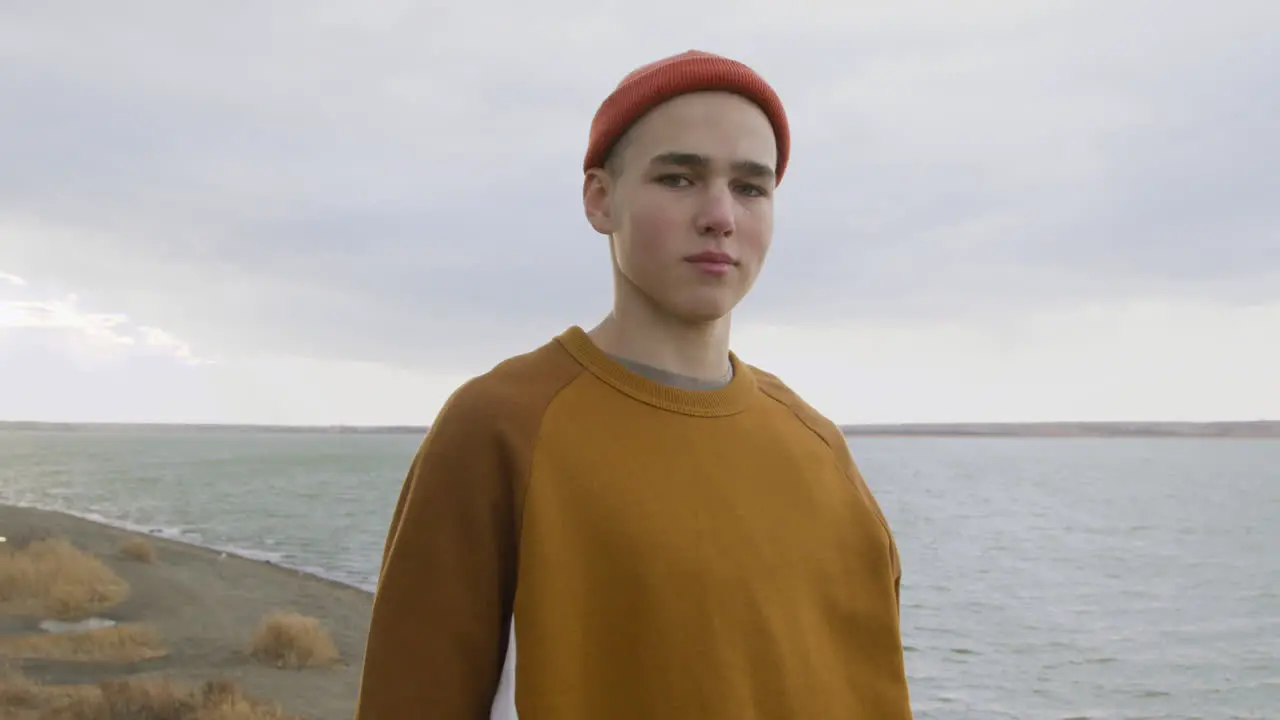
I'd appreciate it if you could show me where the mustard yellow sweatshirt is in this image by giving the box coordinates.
[355,326,913,719]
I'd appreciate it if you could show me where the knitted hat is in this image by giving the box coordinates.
[584,50,790,184]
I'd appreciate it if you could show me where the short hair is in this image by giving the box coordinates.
[601,127,634,178]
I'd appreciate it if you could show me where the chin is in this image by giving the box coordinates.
[664,297,738,324]
[674,310,729,324]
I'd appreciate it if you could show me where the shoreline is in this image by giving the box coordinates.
[0,500,376,596]
[0,503,374,720]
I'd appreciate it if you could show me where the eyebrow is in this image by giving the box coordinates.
[647,151,776,182]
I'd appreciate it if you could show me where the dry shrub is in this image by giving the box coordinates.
[0,667,302,719]
[81,676,194,719]
[0,663,42,708]
[118,537,158,564]
[0,623,167,662]
[0,665,98,719]
[0,538,130,619]
[248,611,339,669]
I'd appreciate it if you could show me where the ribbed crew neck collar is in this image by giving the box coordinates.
[556,325,756,417]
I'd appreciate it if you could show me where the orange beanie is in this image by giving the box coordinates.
[584,50,791,184]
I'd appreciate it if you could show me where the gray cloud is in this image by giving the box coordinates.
[1,1,1276,371]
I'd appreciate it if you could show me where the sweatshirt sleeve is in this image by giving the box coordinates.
[354,383,520,719]
[837,441,903,610]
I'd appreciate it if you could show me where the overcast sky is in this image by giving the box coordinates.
[2,1,1277,425]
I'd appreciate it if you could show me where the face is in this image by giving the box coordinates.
[583,91,777,324]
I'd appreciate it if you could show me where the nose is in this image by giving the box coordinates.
[695,184,736,237]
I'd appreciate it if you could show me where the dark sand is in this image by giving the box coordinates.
[0,504,375,720]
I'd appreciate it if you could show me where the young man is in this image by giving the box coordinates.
[355,50,913,719]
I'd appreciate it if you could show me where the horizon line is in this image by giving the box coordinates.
[2,419,1277,439]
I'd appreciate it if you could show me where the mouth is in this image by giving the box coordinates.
[684,251,737,266]
[684,251,736,276]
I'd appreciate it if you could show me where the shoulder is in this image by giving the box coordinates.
[399,338,586,514]
[428,337,586,444]
[747,363,898,564]
[746,363,845,448]
[747,364,901,585]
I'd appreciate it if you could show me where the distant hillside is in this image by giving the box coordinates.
[0,421,428,435]
[838,421,1280,438]
[4,420,1278,439]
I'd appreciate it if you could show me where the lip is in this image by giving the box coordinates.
[684,251,736,265]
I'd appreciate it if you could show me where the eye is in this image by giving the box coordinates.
[655,174,693,188]
[734,182,769,198]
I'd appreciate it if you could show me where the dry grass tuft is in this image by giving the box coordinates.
[82,676,302,719]
[0,538,130,619]
[0,623,168,663]
[118,537,158,564]
[0,664,44,709]
[0,664,98,719]
[0,666,302,719]
[248,611,339,669]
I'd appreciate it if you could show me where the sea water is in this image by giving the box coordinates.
[2,427,1277,718]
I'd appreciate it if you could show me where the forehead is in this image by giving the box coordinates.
[621,91,777,169]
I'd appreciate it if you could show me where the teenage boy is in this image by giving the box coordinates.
[355,49,913,719]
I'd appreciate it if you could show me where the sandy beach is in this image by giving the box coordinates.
[0,504,375,719]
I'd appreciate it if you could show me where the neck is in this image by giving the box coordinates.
[588,293,733,382]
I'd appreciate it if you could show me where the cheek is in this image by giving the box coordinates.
[619,203,687,265]
[737,209,773,266]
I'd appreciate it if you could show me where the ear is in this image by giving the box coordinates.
[582,168,616,236]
